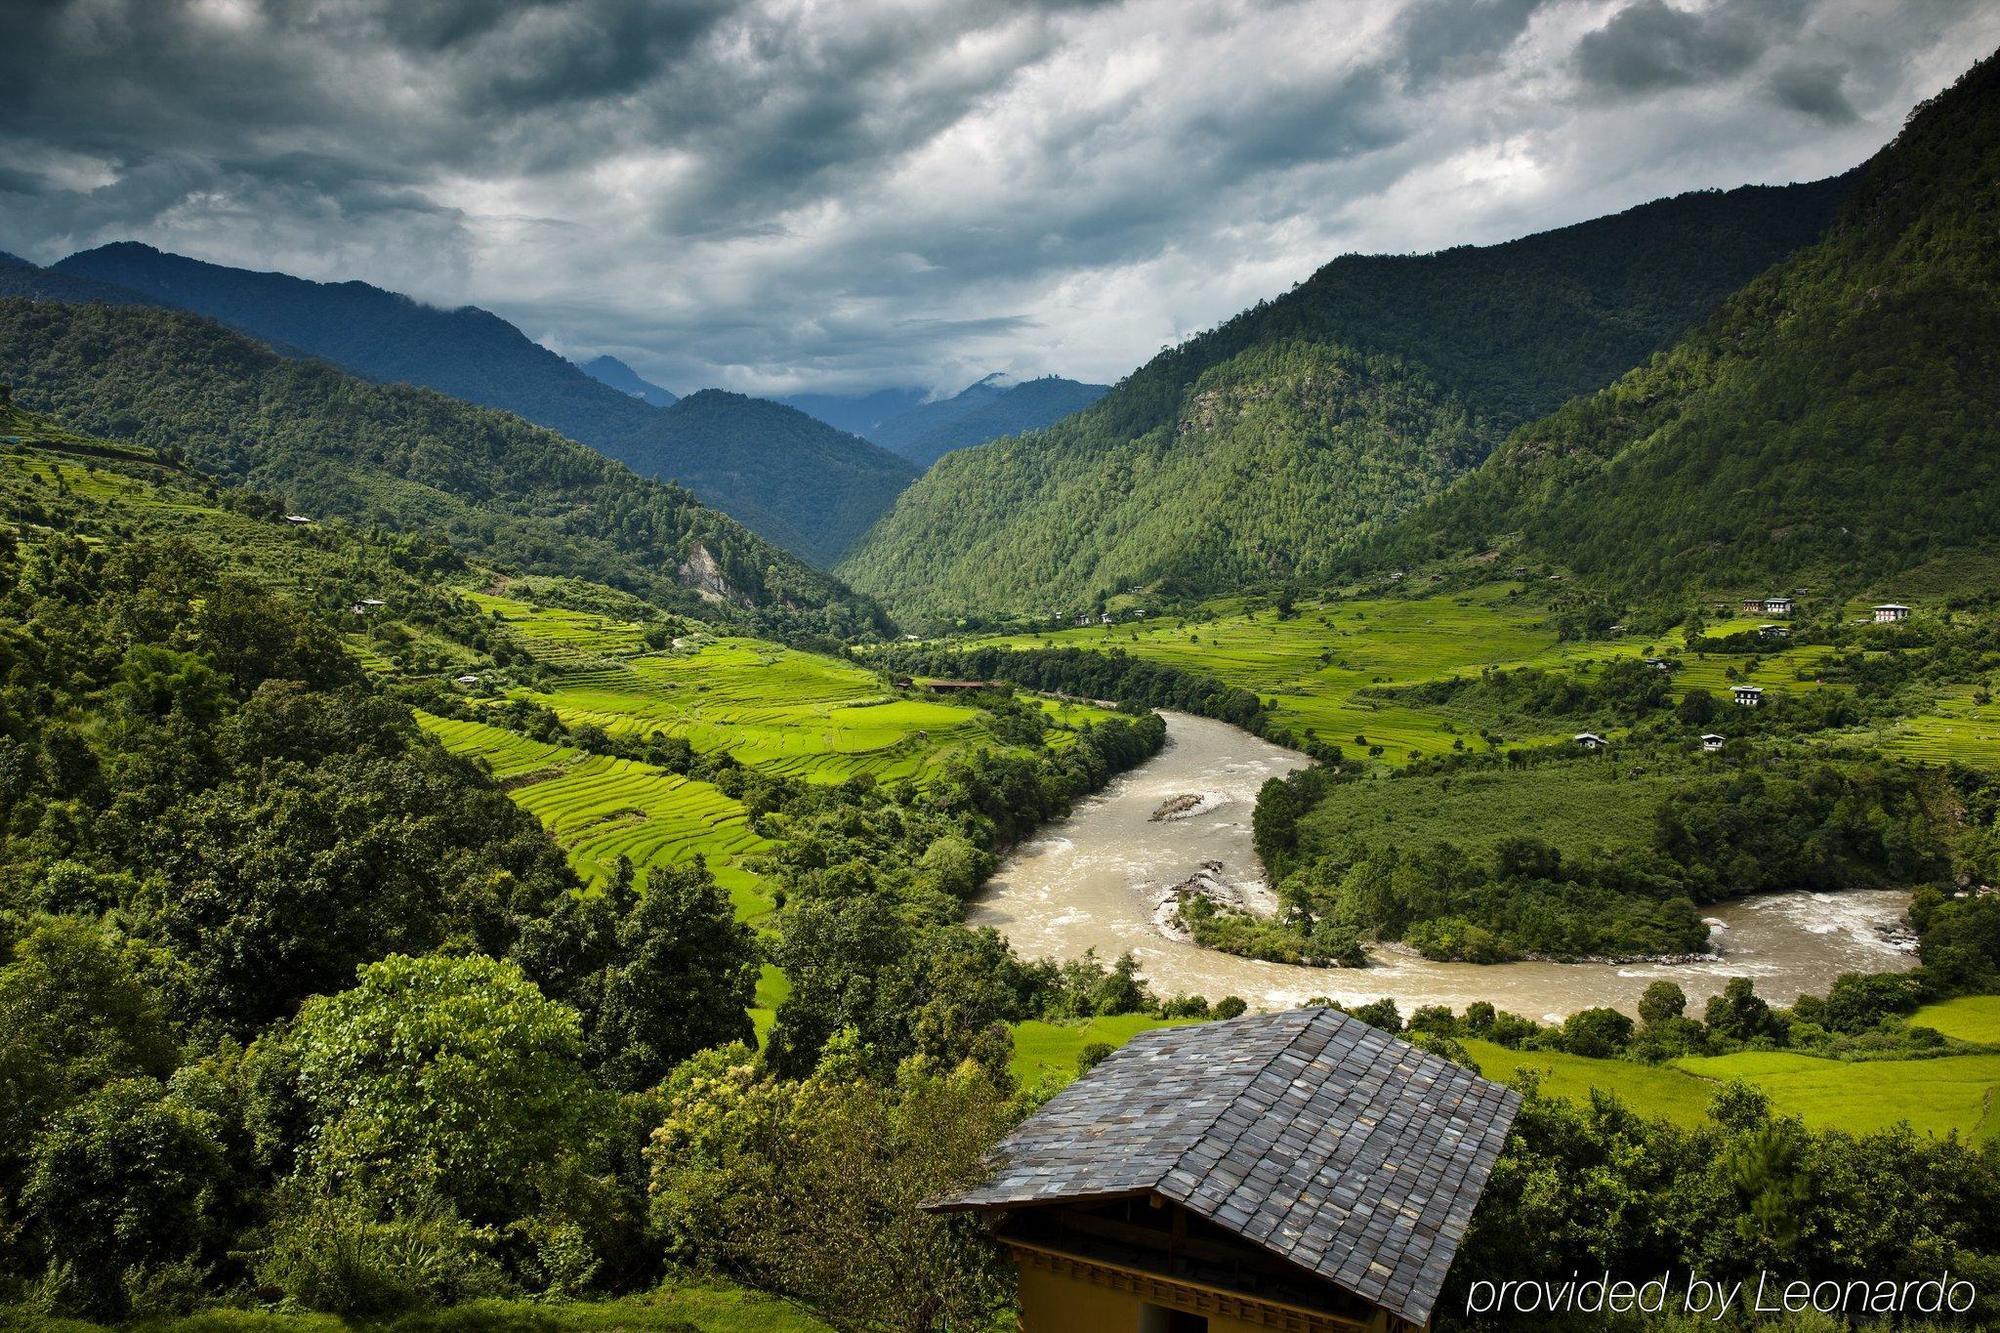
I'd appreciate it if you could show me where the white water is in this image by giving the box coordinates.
[971,712,1916,1021]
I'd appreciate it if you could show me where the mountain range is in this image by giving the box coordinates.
[838,173,1859,623]
[0,296,886,637]
[41,243,915,566]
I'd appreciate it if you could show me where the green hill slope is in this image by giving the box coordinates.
[1367,50,2000,605]
[839,176,1853,624]
[51,243,916,564]
[0,298,885,637]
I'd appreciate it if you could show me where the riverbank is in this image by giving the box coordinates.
[971,711,1917,1022]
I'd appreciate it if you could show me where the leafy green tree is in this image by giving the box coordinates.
[285,953,602,1225]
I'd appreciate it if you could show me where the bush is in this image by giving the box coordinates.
[258,1187,507,1317]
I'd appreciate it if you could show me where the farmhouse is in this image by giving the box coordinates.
[1733,685,1763,707]
[1873,603,1911,623]
[1742,596,1794,617]
[1574,732,1608,750]
[1702,734,1727,752]
[1757,623,1789,641]
[283,514,313,525]
[933,1009,1520,1333]
[454,674,480,687]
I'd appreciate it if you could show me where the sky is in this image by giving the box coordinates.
[3,0,1996,398]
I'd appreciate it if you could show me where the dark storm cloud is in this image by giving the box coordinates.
[1572,0,1779,97]
[1,0,1994,393]
[1772,60,1860,123]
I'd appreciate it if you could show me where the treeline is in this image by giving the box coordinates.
[868,641,1341,760]
[0,299,889,639]
[1247,752,1953,961]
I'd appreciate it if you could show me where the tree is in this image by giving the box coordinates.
[586,860,759,1092]
[1560,1006,1634,1058]
[19,1077,228,1318]
[1638,980,1688,1028]
[285,953,601,1225]
[647,1046,1017,1333]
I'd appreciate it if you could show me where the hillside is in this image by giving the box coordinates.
[1365,50,2000,605]
[580,353,677,406]
[0,298,886,637]
[868,373,1110,467]
[777,385,927,439]
[49,243,916,564]
[839,175,1854,624]
[0,250,151,306]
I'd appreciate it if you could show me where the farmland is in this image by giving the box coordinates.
[957,586,2000,771]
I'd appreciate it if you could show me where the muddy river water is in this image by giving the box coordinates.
[971,712,1916,1021]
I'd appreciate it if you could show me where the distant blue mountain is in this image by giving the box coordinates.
[580,354,677,407]
[777,386,929,439]
[868,373,1110,468]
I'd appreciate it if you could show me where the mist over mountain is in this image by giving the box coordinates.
[50,243,915,566]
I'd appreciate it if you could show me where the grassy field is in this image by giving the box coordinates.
[1912,995,2000,1044]
[1008,1014,1200,1087]
[1472,1040,2000,1141]
[1296,753,1697,862]
[0,1278,828,1332]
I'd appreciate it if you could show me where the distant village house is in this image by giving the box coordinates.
[1733,684,1763,707]
[1873,603,1911,623]
[1741,596,1794,617]
[1573,732,1608,750]
[1702,733,1727,752]
[932,1009,1520,1333]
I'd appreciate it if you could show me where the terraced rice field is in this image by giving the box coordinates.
[472,592,1111,786]
[420,713,776,919]
[1912,996,2000,1045]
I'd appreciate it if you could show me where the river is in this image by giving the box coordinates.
[971,712,1917,1021]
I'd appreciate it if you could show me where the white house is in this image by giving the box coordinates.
[283,514,313,525]
[1873,603,1911,623]
[1573,732,1608,750]
[1702,734,1727,752]
[1733,685,1763,707]
[1757,623,1789,640]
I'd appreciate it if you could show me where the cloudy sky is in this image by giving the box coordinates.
[3,0,1995,397]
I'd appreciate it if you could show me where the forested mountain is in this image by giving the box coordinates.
[839,175,1854,623]
[777,384,928,438]
[50,243,916,564]
[0,250,150,306]
[0,298,888,636]
[579,353,677,406]
[868,373,1110,467]
[1362,50,2000,605]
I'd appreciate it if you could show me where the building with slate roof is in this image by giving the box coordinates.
[931,1008,1521,1332]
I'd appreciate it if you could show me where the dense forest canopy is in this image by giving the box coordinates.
[1358,50,2000,605]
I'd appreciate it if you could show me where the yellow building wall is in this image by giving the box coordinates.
[1016,1261,1344,1333]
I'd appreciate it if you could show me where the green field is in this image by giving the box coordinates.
[1,1278,828,1333]
[1470,1040,2000,1141]
[1912,995,2000,1044]
[957,589,2000,770]
[1008,1015,1200,1087]
[419,712,775,919]
[1297,755,1695,862]
[471,592,1113,786]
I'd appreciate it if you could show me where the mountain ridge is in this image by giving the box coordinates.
[49,243,915,565]
[839,173,1858,623]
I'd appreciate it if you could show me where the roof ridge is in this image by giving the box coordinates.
[1157,1008,1325,1196]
